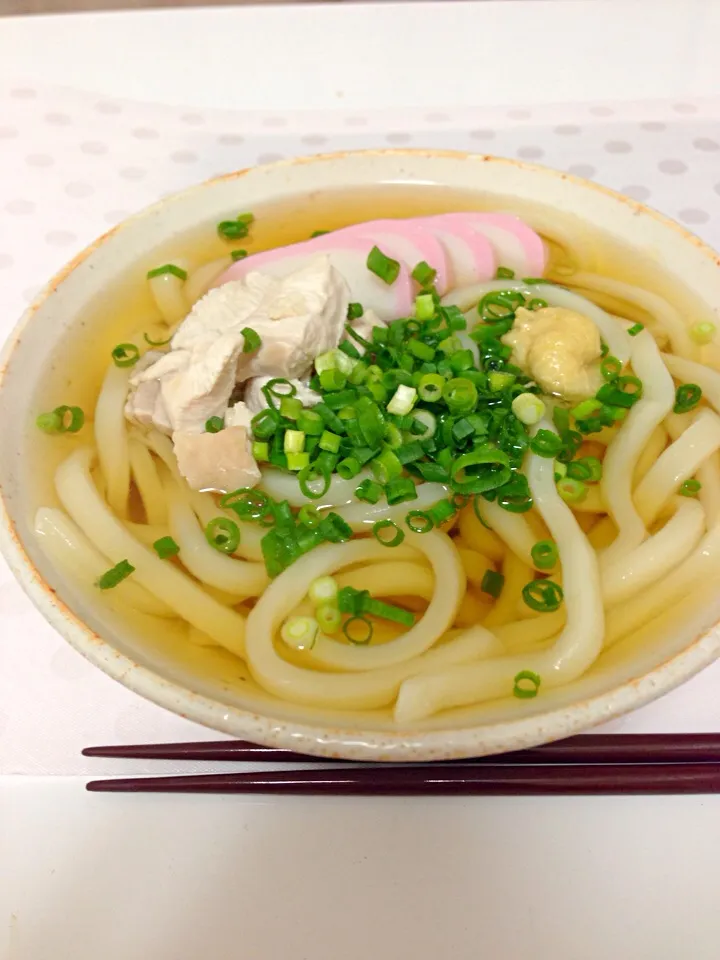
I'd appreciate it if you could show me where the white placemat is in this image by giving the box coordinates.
[2,84,720,776]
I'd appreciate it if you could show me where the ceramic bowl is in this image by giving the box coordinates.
[2,149,720,761]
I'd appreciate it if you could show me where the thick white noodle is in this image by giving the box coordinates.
[94,364,131,518]
[634,408,720,525]
[295,534,462,672]
[394,421,604,722]
[483,551,534,628]
[335,482,449,530]
[148,259,190,325]
[663,353,720,414]
[570,272,695,359]
[185,256,231,306]
[601,497,706,605]
[600,329,675,565]
[443,280,632,364]
[474,498,538,569]
[54,447,246,657]
[245,536,477,709]
[698,452,720,526]
[34,507,175,618]
[164,477,268,598]
[123,521,170,545]
[128,438,167,525]
[135,428,264,560]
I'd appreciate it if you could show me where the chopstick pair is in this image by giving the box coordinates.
[83,733,720,795]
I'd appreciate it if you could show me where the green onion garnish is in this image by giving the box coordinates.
[451,447,511,495]
[372,519,405,547]
[690,322,716,345]
[281,615,318,650]
[111,343,140,368]
[480,569,505,599]
[627,322,644,336]
[531,540,558,570]
[252,441,270,461]
[428,499,456,526]
[411,260,437,286]
[205,517,241,553]
[557,476,587,504]
[680,479,702,497]
[347,302,364,320]
[522,579,564,612]
[311,229,329,239]
[673,383,702,414]
[343,616,374,645]
[355,478,383,504]
[36,405,85,434]
[527,298,547,311]
[153,536,180,559]
[97,559,135,590]
[298,463,332,500]
[512,392,545,426]
[217,213,254,241]
[406,510,434,533]
[600,356,622,381]
[495,266,515,280]
[385,476,418,505]
[513,670,541,699]
[316,603,341,634]
[367,246,400,285]
[309,575,338,606]
[143,331,172,347]
[596,375,643,408]
[146,263,187,281]
[231,249,248,261]
[241,327,262,353]
[205,416,224,434]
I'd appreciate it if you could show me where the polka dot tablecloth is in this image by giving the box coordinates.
[2,84,720,776]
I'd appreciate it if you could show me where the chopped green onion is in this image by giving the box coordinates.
[408,408,437,440]
[252,441,270,461]
[557,476,587,504]
[443,377,478,415]
[143,331,172,347]
[111,343,140,368]
[284,430,306,455]
[278,397,301,421]
[527,298,547,311]
[417,373,445,402]
[343,616,374,645]
[406,510,434,533]
[513,670,541,699]
[298,504,322,528]
[318,430,341,454]
[488,371,516,392]
[97,559,135,590]
[680,479,702,497]
[414,294,436,321]
[263,378,296,407]
[387,384,417,416]
[287,452,310,472]
[385,476,418,505]
[217,213,253,241]
[335,456,360,480]
[231,249,248,261]
[531,540,558,570]
[480,569,505,599]
[522,579,564,612]
[153,536,180,559]
[690,322,716,345]
[146,263,187,281]
[411,260,437,286]
[450,446,511,495]
[571,399,603,420]
[409,337,435,361]
[298,463,332,500]
[309,575,338,606]
[205,517,241,553]
[511,392,545,425]
[673,383,702,414]
[371,447,403,484]
[311,229,329,238]
[373,519,405,547]
[205,416,224,433]
[627,322,644,336]
[297,409,324,435]
[281,615,318,650]
[355,478,384,503]
[37,405,85,434]
[569,456,602,482]
[495,266,515,280]
[241,328,262,353]
[251,408,279,439]
[347,302,364,320]
[428,499,456,526]
[367,245,400,285]
[596,376,643,408]
[600,356,622,381]
[221,488,269,520]
[316,603,342,634]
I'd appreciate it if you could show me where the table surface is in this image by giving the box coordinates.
[3,3,720,958]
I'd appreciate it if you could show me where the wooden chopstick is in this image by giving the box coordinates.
[82,733,720,765]
[86,762,720,795]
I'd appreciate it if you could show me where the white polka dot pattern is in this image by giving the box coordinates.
[1,82,720,775]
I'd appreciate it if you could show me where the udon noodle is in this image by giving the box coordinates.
[31,194,720,724]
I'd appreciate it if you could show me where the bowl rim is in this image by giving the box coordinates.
[2,147,720,762]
